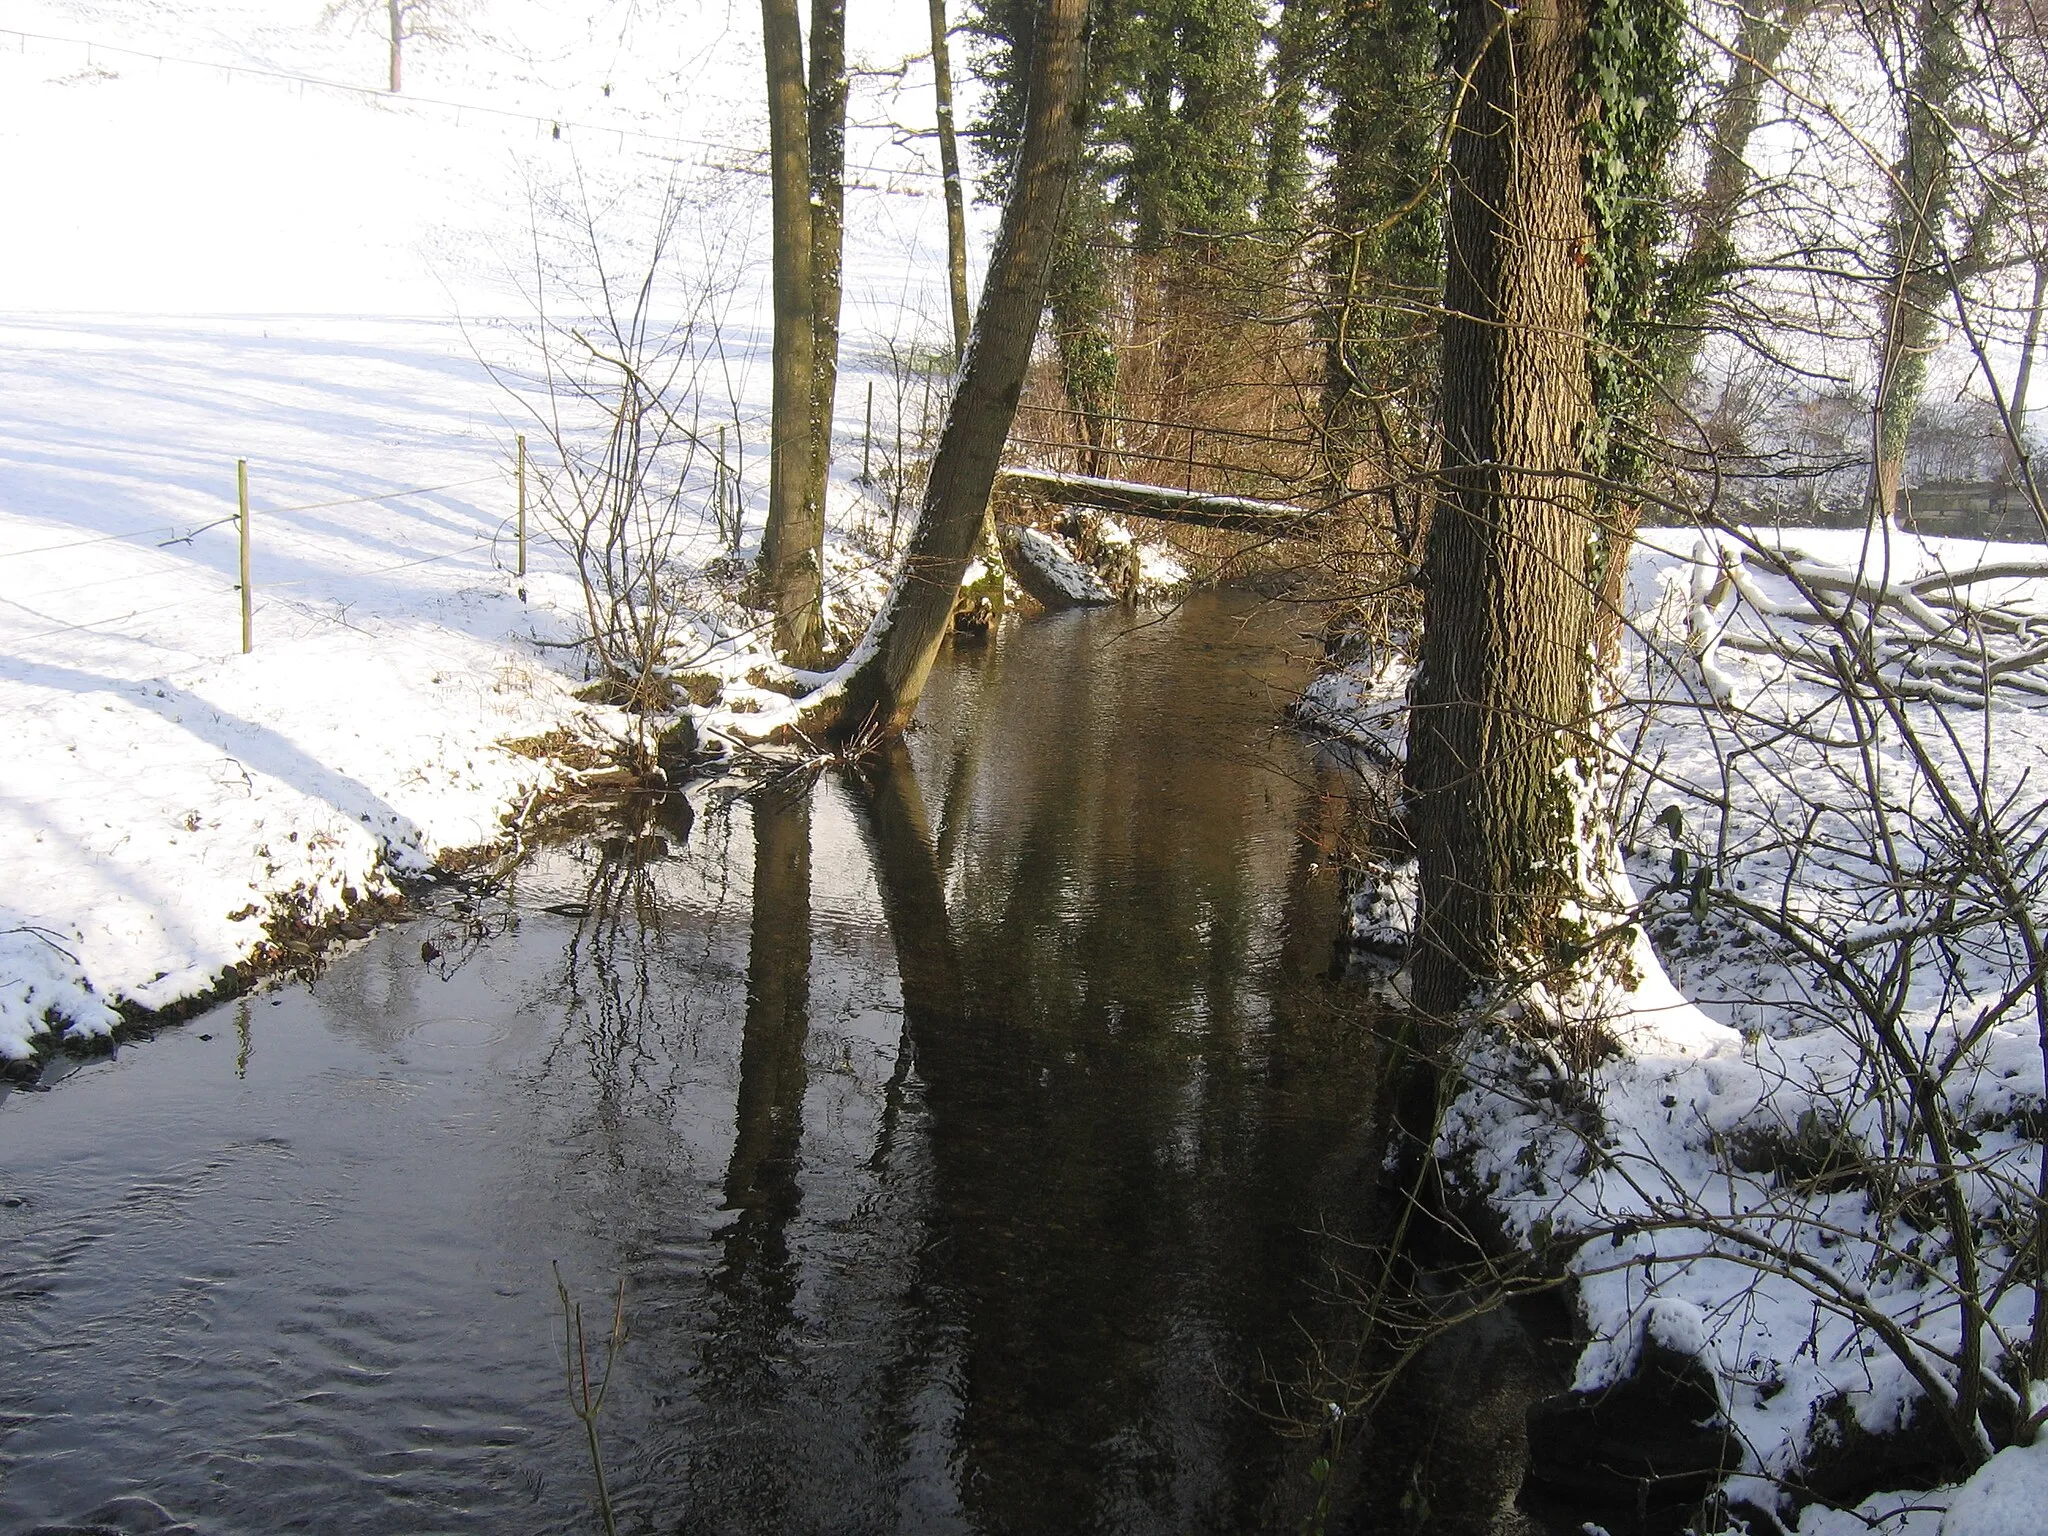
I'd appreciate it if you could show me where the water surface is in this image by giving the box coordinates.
[1,595,1401,1534]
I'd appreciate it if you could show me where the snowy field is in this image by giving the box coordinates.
[0,0,979,1061]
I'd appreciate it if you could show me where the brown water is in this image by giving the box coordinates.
[0,594,1548,1535]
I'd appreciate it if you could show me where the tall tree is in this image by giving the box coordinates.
[2013,257,2047,448]
[969,0,1124,466]
[758,0,824,664]
[1404,0,1603,1013]
[805,0,1091,739]
[1106,0,1267,254]
[323,0,454,92]
[1871,0,1973,523]
[931,0,976,362]
[1317,0,1448,501]
[806,0,849,640]
[1577,0,1686,639]
[1259,0,1319,239]
[386,0,405,90]
[756,0,848,667]
[1658,0,1819,399]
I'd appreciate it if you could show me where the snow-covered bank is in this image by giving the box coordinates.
[0,314,622,1061]
[1311,525,2048,1530]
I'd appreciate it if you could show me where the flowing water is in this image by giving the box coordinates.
[0,594,1555,1535]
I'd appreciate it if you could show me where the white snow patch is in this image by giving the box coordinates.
[0,0,968,1056]
[1007,525,1117,605]
[1935,1439,2048,1536]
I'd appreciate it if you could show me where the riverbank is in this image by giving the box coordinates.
[0,310,1200,1072]
[1312,525,2048,1533]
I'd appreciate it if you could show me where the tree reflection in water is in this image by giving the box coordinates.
[546,600,1386,1536]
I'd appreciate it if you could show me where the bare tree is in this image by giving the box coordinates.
[482,164,748,761]
[323,0,458,92]
[929,0,973,363]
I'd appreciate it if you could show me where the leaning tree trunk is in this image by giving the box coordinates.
[757,0,826,665]
[1405,0,1600,1016]
[803,0,1090,741]
[930,0,974,365]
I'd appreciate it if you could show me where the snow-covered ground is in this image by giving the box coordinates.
[0,0,979,1062]
[1316,524,2048,1529]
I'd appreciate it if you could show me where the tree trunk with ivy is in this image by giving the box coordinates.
[1573,0,1685,654]
[1405,0,1600,1015]
[805,0,1090,740]
[1047,191,1119,477]
[1259,0,1316,239]
[1656,0,1815,401]
[1317,0,1445,519]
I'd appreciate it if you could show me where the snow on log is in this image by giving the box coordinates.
[994,467,1314,532]
[999,524,1116,608]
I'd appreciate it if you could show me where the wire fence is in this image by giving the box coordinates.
[0,460,521,655]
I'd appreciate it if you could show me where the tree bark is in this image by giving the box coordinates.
[758,0,826,665]
[1405,0,1600,1015]
[930,0,974,365]
[803,0,1091,741]
[387,0,403,92]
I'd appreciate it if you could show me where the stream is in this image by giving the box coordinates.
[0,594,1562,1535]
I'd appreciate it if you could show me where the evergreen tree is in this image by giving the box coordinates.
[1102,0,1267,252]
[966,0,1270,439]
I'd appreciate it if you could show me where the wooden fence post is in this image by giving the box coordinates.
[863,381,874,483]
[237,458,251,654]
[515,433,528,585]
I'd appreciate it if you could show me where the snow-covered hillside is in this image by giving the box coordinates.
[0,0,977,1061]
